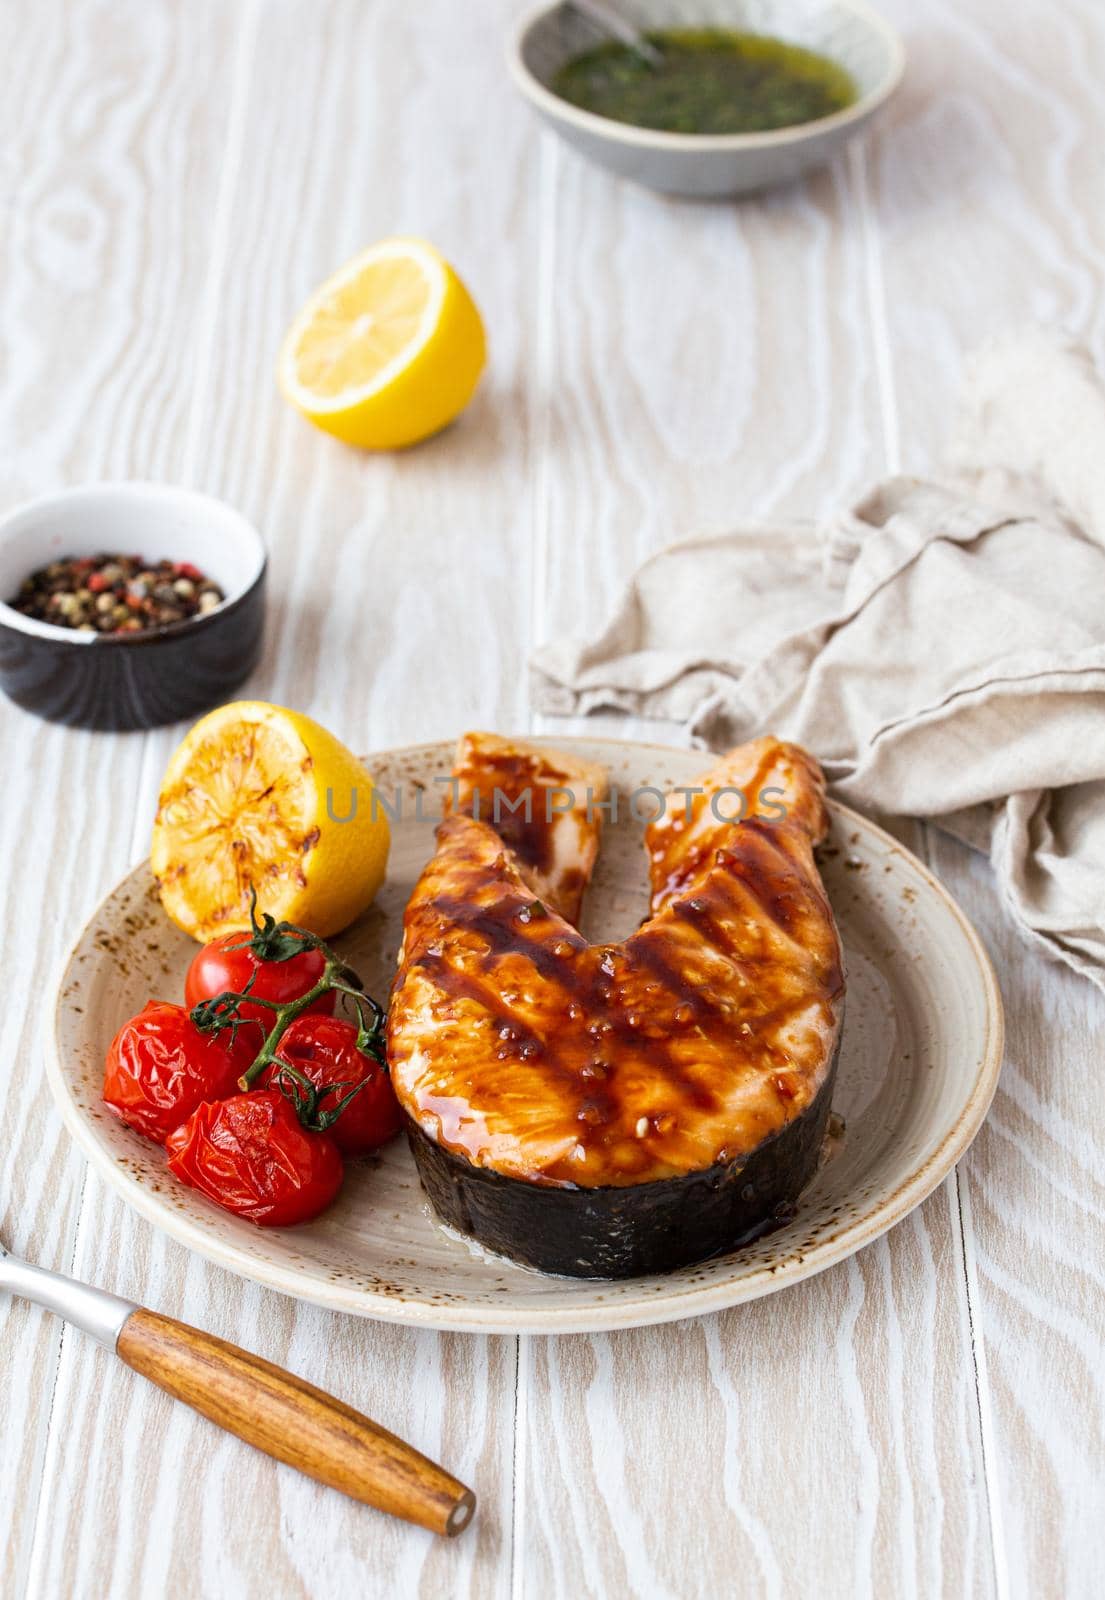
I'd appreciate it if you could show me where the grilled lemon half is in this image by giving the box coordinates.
[151,701,389,943]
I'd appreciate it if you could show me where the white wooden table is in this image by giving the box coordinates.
[2,2,1103,1595]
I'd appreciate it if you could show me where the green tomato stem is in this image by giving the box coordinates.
[186,905,389,1120]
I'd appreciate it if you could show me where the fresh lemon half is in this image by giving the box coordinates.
[151,701,390,943]
[278,237,486,450]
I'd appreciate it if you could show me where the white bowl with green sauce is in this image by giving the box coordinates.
[509,0,904,197]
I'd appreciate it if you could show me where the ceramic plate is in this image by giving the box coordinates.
[49,738,1002,1334]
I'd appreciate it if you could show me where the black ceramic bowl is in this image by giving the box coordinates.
[0,483,267,731]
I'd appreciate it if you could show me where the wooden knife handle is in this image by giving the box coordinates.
[116,1308,475,1536]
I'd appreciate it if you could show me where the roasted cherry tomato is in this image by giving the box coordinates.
[165,1090,343,1226]
[262,1015,401,1156]
[103,1001,257,1144]
[184,931,336,1034]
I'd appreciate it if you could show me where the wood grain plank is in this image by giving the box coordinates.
[868,4,1105,1593]
[26,2,541,1595]
[164,0,542,753]
[514,732,996,1598]
[0,2,243,1595]
[525,43,998,1584]
[535,140,885,649]
[524,1200,993,1600]
[924,832,1105,1600]
[9,0,1104,1596]
[869,0,1105,470]
[31,1201,511,1599]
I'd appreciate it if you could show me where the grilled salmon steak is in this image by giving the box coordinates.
[387,733,845,1277]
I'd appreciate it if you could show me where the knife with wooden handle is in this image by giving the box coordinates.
[0,1236,475,1537]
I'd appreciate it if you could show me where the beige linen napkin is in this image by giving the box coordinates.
[531,331,1105,990]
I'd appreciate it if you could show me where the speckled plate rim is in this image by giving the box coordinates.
[47,736,1004,1334]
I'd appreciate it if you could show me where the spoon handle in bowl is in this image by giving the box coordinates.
[568,0,663,66]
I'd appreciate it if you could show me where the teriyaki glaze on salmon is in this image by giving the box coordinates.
[387,733,845,1278]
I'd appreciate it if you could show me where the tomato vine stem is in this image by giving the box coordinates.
[188,894,388,1129]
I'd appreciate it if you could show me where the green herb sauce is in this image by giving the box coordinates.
[552,27,857,136]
